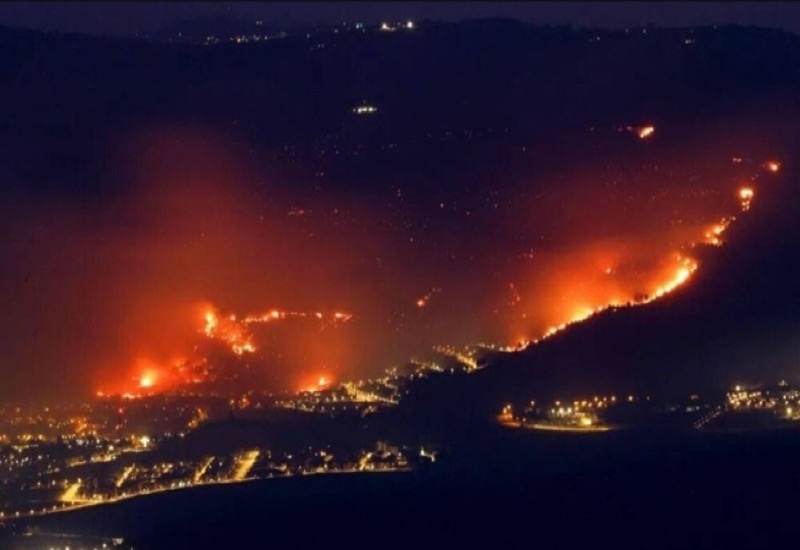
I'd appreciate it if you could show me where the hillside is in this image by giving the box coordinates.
[394,158,800,422]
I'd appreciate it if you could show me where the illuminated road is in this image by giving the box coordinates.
[342,382,398,404]
[498,415,612,433]
[59,482,84,504]
[0,467,409,524]
[115,465,136,488]
[694,407,723,429]
[231,450,259,481]
[524,422,611,433]
[194,456,215,483]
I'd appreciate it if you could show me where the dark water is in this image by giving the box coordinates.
[7,428,800,549]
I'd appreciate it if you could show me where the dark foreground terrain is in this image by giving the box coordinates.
[7,427,800,549]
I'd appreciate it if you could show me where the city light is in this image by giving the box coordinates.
[353,104,378,114]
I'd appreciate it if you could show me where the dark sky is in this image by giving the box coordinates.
[0,1,798,37]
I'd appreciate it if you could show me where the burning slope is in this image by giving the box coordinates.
[505,150,781,354]
[0,118,787,401]
[463,164,795,412]
[200,304,352,356]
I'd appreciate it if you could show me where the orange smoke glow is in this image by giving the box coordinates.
[95,356,188,398]
[1,120,775,402]
[298,373,335,393]
[502,250,702,350]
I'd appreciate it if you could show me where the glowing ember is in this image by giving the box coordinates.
[704,218,731,247]
[739,187,754,211]
[766,160,781,173]
[415,287,441,308]
[637,125,655,139]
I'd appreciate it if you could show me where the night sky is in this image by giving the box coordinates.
[0,1,798,37]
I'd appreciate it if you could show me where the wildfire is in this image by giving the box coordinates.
[704,218,732,247]
[570,306,596,324]
[242,309,353,325]
[88,125,772,402]
[200,305,354,356]
[203,310,217,336]
[510,253,701,350]
[509,171,764,355]
[647,260,697,301]
[139,373,156,388]
[298,374,334,393]
[202,308,256,355]
[94,356,196,399]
